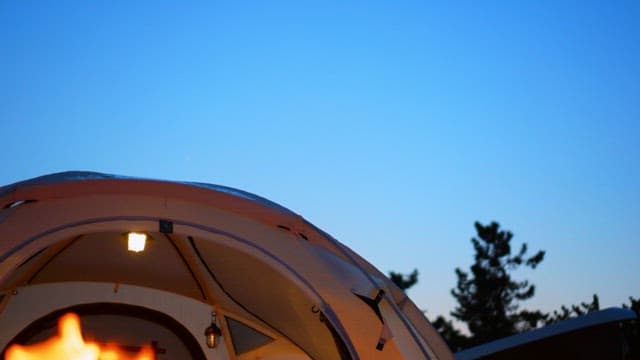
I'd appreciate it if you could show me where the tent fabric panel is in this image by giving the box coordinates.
[181,222,395,359]
[300,243,407,359]
[311,226,454,359]
[1,239,75,290]
[193,238,343,360]
[26,232,205,301]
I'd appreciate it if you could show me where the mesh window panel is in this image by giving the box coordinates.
[226,317,274,354]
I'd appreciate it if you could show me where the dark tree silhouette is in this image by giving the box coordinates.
[389,269,419,291]
[545,294,600,324]
[450,221,546,347]
[431,315,471,352]
[622,297,640,359]
[390,221,638,355]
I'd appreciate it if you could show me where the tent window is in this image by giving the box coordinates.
[226,317,274,354]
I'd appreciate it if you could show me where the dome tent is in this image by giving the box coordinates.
[0,172,453,360]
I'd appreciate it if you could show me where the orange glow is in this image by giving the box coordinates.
[5,313,155,360]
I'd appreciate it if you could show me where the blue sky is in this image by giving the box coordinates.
[1,1,639,326]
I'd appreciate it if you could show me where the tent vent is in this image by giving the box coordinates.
[159,219,173,234]
[3,199,36,209]
[298,233,308,241]
[226,317,274,355]
[277,225,291,231]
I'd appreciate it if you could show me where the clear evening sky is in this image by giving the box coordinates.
[2,1,639,327]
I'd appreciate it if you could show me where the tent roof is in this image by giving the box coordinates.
[0,171,453,360]
[0,171,294,215]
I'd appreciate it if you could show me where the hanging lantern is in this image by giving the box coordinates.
[204,311,222,349]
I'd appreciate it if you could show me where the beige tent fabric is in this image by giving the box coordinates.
[0,172,454,360]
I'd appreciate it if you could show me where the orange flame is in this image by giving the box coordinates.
[5,313,155,360]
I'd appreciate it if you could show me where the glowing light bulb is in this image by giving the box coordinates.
[128,233,147,252]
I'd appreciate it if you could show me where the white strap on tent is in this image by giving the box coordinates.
[376,322,394,351]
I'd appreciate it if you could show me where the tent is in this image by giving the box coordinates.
[0,172,453,360]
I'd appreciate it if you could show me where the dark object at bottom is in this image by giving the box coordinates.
[456,308,637,360]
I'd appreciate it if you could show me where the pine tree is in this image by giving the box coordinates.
[622,297,640,359]
[389,269,419,291]
[545,294,600,324]
[450,221,546,347]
